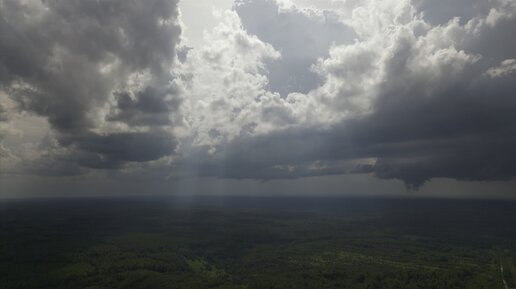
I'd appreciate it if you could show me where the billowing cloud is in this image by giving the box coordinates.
[0,0,182,174]
[1,0,516,195]
[177,10,286,147]
[175,0,516,190]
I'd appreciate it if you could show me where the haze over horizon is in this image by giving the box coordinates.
[1,0,516,199]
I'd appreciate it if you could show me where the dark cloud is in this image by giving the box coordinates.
[107,87,181,126]
[0,0,181,169]
[346,18,516,188]
[0,0,181,130]
[71,131,177,164]
[177,127,360,181]
[13,129,177,175]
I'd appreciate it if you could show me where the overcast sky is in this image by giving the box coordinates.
[1,0,516,199]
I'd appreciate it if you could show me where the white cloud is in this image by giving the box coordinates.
[177,10,290,147]
[486,59,516,78]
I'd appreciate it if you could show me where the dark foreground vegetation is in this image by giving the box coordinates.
[0,196,515,289]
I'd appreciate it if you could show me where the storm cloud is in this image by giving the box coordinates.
[1,0,516,195]
[177,0,516,189]
[0,0,181,172]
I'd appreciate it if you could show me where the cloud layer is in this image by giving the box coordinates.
[1,0,516,193]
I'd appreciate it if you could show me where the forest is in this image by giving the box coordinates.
[0,197,515,289]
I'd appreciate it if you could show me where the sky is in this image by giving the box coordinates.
[1,0,516,199]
